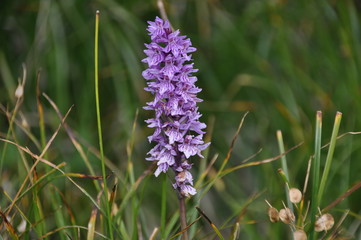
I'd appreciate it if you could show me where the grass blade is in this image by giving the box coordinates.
[195,207,225,240]
[87,209,97,240]
[219,142,303,177]
[322,180,361,213]
[42,92,100,192]
[276,130,293,212]
[310,111,323,240]
[318,112,342,205]
[36,225,109,240]
[199,112,248,199]
[0,210,19,240]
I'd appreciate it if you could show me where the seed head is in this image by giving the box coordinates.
[268,207,280,222]
[268,207,279,223]
[279,208,295,224]
[21,118,29,129]
[315,213,334,232]
[15,83,24,99]
[289,188,302,204]
[265,200,279,223]
[293,230,307,240]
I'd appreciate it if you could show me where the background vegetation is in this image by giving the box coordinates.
[1,0,361,239]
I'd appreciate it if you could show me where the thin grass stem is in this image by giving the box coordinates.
[0,95,28,174]
[276,130,293,213]
[94,10,113,239]
[310,111,322,240]
[127,110,138,239]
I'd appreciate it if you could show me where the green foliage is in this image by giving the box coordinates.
[1,0,361,239]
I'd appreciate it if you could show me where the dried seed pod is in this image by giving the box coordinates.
[15,83,24,99]
[17,219,27,233]
[268,207,279,223]
[21,118,29,129]
[279,208,295,224]
[289,188,302,203]
[315,213,334,232]
[293,229,307,240]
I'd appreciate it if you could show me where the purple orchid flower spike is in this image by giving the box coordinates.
[142,17,210,197]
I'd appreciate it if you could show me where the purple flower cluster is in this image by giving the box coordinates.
[142,17,210,197]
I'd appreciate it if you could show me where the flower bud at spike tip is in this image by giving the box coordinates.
[268,207,279,223]
[289,188,302,203]
[315,213,334,232]
[142,17,210,197]
[279,208,295,224]
[293,230,307,240]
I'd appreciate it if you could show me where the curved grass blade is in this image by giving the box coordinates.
[322,180,361,212]
[220,142,303,177]
[42,93,100,191]
[0,138,102,212]
[2,105,73,216]
[36,225,110,240]
[199,112,248,199]
[227,191,264,238]
[196,207,225,240]
[170,216,202,239]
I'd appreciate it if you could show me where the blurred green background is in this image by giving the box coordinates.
[1,0,361,238]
